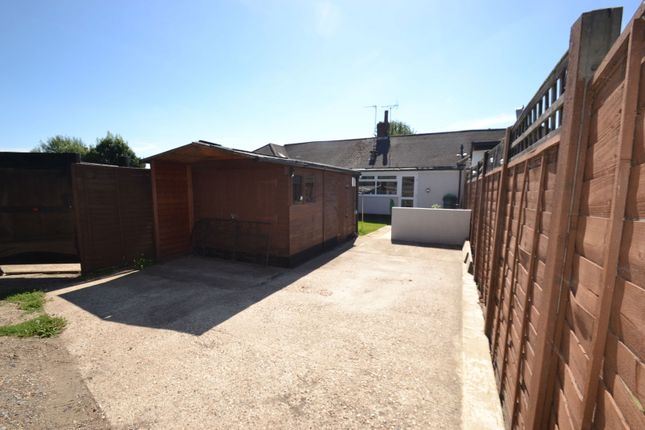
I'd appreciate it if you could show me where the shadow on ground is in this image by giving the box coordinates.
[55,241,355,336]
[0,275,81,299]
[390,239,462,250]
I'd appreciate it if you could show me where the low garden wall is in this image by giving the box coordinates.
[390,207,471,246]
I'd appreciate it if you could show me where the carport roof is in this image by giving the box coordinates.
[143,140,359,175]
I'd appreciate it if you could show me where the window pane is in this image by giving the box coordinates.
[359,184,375,195]
[361,175,375,180]
[402,177,415,198]
[376,181,397,195]
[304,176,315,202]
[292,175,303,203]
[377,175,396,180]
[401,199,413,207]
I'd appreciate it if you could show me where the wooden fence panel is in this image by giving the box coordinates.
[587,16,645,430]
[464,6,645,429]
[0,153,79,264]
[73,164,154,273]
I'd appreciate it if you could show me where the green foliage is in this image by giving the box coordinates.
[442,193,458,208]
[358,221,387,236]
[431,204,442,208]
[133,255,154,270]
[32,135,88,155]
[85,132,141,167]
[0,315,66,338]
[5,291,45,312]
[389,121,415,136]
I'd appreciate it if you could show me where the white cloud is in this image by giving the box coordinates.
[315,1,341,37]
[446,113,516,131]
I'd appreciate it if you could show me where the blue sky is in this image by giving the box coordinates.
[1,1,640,156]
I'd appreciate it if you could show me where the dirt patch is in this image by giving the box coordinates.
[0,291,109,430]
[0,302,31,326]
[0,337,109,430]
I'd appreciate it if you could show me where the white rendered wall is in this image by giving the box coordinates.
[391,207,471,246]
[415,170,461,208]
[358,170,463,215]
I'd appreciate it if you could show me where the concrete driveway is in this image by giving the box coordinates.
[47,227,501,429]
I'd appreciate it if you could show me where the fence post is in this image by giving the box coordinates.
[579,16,644,429]
[525,9,622,430]
[474,158,488,285]
[485,129,512,337]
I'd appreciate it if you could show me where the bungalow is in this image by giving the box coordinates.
[255,127,505,215]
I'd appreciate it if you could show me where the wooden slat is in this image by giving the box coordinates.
[509,153,548,428]
[580,19,645,428]
[492,168,520,365]
[526,10,622,429]
[492,168,520,363]
[498,161,530,397]
[625,163,645,218]
[610,277,645,359]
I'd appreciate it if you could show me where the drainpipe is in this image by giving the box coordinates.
[457,164,463,207]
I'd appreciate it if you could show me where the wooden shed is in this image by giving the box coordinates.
[144,141,359,266]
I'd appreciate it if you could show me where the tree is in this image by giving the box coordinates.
[389,121,415,136]
[85,132,141,167]
[32,135,89,156]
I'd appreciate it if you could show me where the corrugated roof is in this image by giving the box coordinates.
[256,129,505,170]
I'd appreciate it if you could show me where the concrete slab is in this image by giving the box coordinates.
[0,263,81,275]
[461,242,504,429]
[43,227,501,429]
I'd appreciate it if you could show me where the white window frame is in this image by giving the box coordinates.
[399,175,416,208]
[358,174,398,197]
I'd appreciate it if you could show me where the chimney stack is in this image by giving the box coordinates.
[369,110,391,166]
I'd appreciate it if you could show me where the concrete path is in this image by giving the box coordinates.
[47,227,502,429]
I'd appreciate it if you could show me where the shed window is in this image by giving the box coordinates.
[293,175,303,203]
[304,176,315,202]
[293,175,315,203]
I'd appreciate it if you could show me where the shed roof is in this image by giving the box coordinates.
[256,129,505,170]
[143,141,359,175]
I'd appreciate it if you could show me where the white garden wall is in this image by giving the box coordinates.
[391,207,471,246]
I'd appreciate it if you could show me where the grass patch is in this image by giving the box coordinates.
[0,315,66,338]
[358,221,387,236]
[5,290,45,312]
